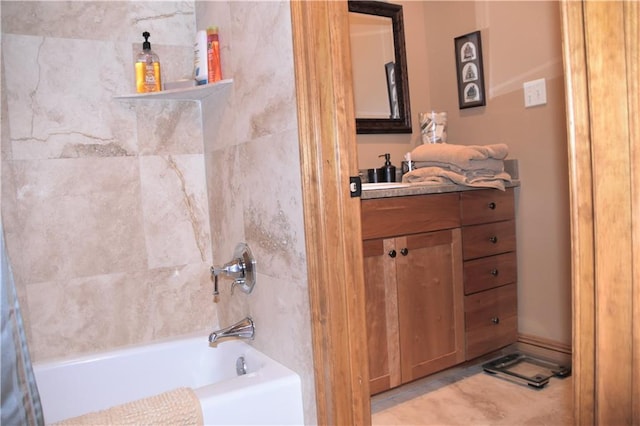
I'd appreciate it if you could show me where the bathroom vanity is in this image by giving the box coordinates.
[361,185,518,395]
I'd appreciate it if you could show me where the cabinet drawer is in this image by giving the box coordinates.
[464,252,517,295]
[361,193,460,240]
[465,284,517,360]
[460,188,515,226]
[462,220,516,260]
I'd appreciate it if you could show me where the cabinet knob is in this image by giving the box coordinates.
[400,248,409,256]
[490,268,499,276]
[489,236,498,244]
[388,249,397,258]
[491,317,500,324]
[488,202,497,210]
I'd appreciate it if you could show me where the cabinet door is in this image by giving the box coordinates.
[362,238,401,395]
[396,229,465,382]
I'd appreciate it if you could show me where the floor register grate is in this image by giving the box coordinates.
[482,352,571,389]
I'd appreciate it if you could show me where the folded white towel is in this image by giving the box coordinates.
[413,159,504,173]
[410,143,509,170]
[402,166,512,191]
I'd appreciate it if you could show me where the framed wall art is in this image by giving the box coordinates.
[454,31,486,109]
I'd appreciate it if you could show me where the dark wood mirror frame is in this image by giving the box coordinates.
[349,0,412,134]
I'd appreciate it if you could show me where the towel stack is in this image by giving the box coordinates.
[402,143,512,190]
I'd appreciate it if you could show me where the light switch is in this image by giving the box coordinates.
[523,78,547,107]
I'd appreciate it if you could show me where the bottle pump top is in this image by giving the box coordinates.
[142,31,151,50]
[379,153,392,165]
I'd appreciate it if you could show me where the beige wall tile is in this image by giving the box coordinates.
[136,102,203,156]
[10,157,147,284]
[3,35,138,160]
[140,154,211,268]
[25,263,215,360]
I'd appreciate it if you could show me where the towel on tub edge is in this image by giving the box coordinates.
[53,387,203,426]
[410,143,509,171]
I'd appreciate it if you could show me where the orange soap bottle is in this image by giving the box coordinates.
[135,31,162,93]
[206,26,222,83]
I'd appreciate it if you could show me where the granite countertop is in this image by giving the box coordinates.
[360,180,521,200]
[360,158,520,200]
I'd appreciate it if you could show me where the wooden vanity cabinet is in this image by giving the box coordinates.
[461,188,518,360]
[361,187,520,394]
[361,193,466,395]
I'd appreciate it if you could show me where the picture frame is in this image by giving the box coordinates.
[385,61,400,119]
[454,31,486,109]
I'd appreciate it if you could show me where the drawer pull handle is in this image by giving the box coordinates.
[489,236,498,244]
[388,250,397,258]
[488,202,497,210]
[400,248,409,256]
[490,268,499,276]
[491,317,500,324]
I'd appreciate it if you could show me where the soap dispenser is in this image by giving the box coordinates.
[135,31,162,93]
[379,153,396,182]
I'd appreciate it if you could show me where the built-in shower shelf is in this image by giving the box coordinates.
[114,79,233,101]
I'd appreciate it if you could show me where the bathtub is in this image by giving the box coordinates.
[33,334,304,425]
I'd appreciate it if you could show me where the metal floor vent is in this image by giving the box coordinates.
[482,352,571,389]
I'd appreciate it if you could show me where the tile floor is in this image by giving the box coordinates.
[371,351,572,425]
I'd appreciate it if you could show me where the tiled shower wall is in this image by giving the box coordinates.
[1,0,214,358]
[196,2,316,422]
[1,1,315,421]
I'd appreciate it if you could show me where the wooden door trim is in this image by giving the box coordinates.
[561,1,639,423]
[290,1,371,424]
[627,4,640,421]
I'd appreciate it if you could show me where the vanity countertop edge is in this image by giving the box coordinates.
[360,180,521,200]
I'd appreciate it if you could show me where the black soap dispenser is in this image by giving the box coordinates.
[379,153,396,182]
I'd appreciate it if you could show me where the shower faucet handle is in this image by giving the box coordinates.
[211,243,257,296]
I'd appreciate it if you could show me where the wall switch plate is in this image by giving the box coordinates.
[523,78,547,107]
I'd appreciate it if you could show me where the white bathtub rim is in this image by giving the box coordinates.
[33,333,304,425]
[33,331,213,368]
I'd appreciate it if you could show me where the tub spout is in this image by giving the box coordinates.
[209,316,255,344]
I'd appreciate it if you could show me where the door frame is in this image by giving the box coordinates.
[560,1,639,423]
[291,2,371,424]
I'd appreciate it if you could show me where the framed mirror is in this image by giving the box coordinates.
[348,0,412,134]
